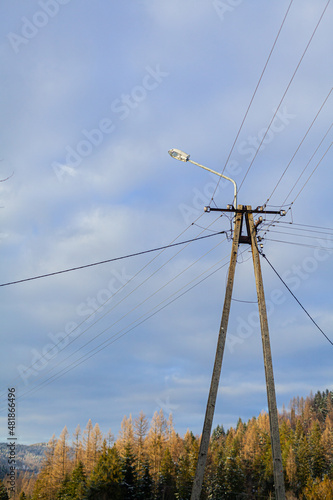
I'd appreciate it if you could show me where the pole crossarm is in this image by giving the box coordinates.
[204,206,286,215]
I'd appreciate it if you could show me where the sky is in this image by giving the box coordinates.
[0,0,332,446]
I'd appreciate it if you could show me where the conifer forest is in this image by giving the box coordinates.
[1,390,333,500]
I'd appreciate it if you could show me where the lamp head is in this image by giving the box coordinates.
[168,149,190,162]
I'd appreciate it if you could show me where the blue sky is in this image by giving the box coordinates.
[0,0,332,445]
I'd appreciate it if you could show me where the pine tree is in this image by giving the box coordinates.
[176,428,198,496]
[145,409,167,480]
[73,425,83,466]
[83,419,95,475]
[117,415,135,458]
[303,475,333,499]
[32,434,58,500]
[55,473,71,500]
[18,471,36,498]
[322,415,333,472]
[92,423,103,465]
[137,460,153,500]
[121,445,138,500]
[158,447,176,500]
[86,446,123,500]
[308,420,328,479]
[53,426,70,486]
[56,461,87,500]
[134,411,148,470]
[106,429,114,449]
[296,435,311,490]
[286,445,297,492]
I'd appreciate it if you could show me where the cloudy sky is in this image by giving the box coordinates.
[0,0,332,445]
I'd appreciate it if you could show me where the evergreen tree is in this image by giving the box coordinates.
[285,445,297,492]
[303,474,333,499]
[121,445,138,500]
[211,424,225,442]
[56,461,87,500]
[137,460,153,500]
[158,447,176,500]
[55,473,71,500]
[86,446,123,500]
[176,429,198,499]
[308,420,328,479]
[296,435,311,491]
[19,492,27,500]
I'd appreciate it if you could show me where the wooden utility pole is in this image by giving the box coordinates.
[190,205,286,500]
[247,208,286,499]
[190,207,242,500]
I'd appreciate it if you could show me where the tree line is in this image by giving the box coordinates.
[1,389,332,499]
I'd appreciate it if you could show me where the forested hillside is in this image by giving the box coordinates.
[3,390,333,499]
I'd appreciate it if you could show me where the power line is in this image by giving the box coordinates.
[263,229,333,241]
[263,88,332,206]
[261,222,333,237]
[209,0,294,203]
[260,135,333,240]
[263,238,333,251]
[237,0,331,194]
[0,231,225,288]
[0,221,227,398]
[3,248,240,407]
[290,141,332,205]
[262,254,333,347]
[272,221,333,233]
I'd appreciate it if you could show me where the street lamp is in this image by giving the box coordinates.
[168,148,237,209]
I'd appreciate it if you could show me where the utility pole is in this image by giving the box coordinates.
[167,149,286,499]
[190,205,286,500]
[248,207,285,499]
[190,207,243,498]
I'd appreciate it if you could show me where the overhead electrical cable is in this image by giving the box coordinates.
[289,141,332,205]
[263,239,333,251]
[0,230,224,288]
[272,221,333,232]
[259,136,333,240]
[279,121,333,206]
[263,254,333,347]
[263,229,333,241]
[0,217,226,396]
[1,228,225,398]
[237,0,331,194]
[14,236,228,395]
[263,88,332,207]
[5,248,244,407]
[209,0,294,203]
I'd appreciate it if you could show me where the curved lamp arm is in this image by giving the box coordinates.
[168,148,237,208]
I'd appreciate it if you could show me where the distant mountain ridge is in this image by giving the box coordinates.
[0,442,48,479]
